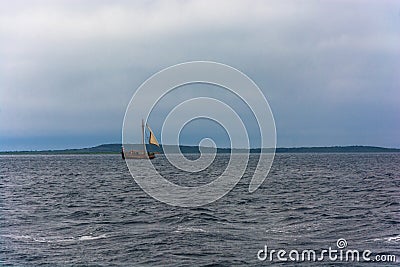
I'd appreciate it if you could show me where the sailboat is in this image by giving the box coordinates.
[122,119,160,159]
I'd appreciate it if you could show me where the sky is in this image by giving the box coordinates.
[1,0,399,151]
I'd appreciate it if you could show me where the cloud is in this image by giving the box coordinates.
[1,0,399,149]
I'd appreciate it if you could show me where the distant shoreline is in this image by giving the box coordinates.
[1,144,400,155]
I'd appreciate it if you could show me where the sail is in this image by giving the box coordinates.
[146,124,160,147]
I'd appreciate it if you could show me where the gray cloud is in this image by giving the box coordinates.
[1,0,399,150]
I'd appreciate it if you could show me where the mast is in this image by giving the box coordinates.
[142,119,145,153]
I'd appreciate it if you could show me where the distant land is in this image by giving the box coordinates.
[1,144,400,154]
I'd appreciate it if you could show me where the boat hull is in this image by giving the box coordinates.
[122,150,155,159]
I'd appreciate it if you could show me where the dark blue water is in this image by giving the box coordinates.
[1,153,399,266]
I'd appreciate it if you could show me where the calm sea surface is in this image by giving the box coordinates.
[0,153,399,266]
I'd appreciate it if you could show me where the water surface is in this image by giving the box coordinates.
[1,153,399,266]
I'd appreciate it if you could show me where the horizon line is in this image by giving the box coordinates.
[1,143,400,153]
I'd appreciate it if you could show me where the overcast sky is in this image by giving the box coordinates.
[1,0,399,150]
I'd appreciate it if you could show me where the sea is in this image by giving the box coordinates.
[0,153,399,266]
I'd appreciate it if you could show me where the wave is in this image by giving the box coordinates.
[78,234,107,241]
[1,233,108,243]
[174,226,206,233]
[373,234,400,243]
[385,235,400,243]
